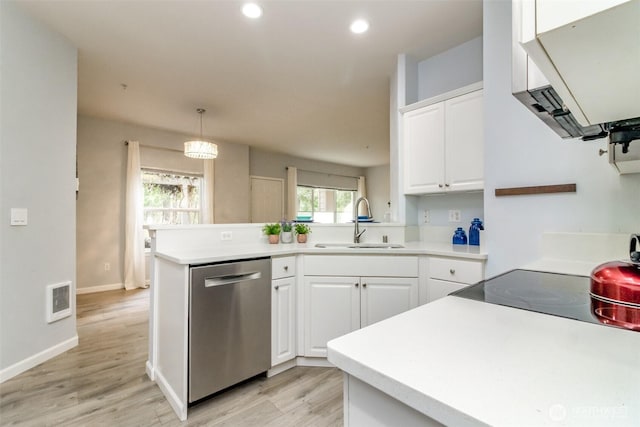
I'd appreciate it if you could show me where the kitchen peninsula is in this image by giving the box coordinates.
[146,223,487,420]
[328,294,640,427]
[327,233,640,427]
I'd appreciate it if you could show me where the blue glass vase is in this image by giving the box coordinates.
[469,218,484,246]
[452,227,467,245]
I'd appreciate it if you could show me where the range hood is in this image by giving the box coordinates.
[512,0,640,159]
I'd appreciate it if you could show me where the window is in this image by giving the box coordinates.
[142,170,202,226]
[296,186,356,223]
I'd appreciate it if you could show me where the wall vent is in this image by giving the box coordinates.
[47,281,72,323]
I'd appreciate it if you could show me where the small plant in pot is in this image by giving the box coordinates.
[294,223,312,243]
[262,223,281,244]
[280,220,294,244]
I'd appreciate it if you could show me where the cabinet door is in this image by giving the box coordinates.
[535,0,628,34]
[271,277,296,367]
[360,277,418,328]
[444,90,484,192]
[304,276,359,358]
[403,103,445,194]
[427,278,468,303]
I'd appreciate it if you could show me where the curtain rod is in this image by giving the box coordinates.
[124,141,183,154]
[287,166,360,180]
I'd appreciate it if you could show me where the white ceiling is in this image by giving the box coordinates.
[20,0,482,167]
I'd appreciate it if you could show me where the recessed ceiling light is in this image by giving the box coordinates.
[242,3,262,19]
[350,19,369,34]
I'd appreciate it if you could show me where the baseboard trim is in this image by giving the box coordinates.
[145,360,155,381]
[155,368,187,421]
[0,335,78,383]
[267,358,297,377]
[76,283,124,294]
[294,356,334,368]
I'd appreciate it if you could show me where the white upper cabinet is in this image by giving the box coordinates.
[402,85,483,195]
[403,103,445,194]
[519,0,640,126]
[534,0,630,34]
[444,90,484,192]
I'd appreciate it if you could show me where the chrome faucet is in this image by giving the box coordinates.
[354,197,371,243]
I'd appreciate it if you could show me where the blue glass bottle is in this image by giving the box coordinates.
[452,227,467,245]
[469,218,484,246]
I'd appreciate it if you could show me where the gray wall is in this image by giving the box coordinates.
[76,115,250,290]
[365,165,391,222]
[76,117,378,290]
[418,36,483,100]
[249,147,368,218]
[1,2,78,371]
[483,0,640,276]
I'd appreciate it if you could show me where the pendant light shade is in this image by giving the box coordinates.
[184,108,218,159]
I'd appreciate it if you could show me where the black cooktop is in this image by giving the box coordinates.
[451,269,601,326]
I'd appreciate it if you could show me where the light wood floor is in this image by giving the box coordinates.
[0,288,343,426]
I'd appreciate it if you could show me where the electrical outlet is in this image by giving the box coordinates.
[221,231,233,241]
[423,209,430,223]
[448,210,461,222]
[104,262,111,271]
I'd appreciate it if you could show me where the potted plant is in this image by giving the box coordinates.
[262,223,281,244]
[294,223,312,243]
[280,220,293,244]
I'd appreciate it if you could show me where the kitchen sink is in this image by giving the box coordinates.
[314,243,405,249]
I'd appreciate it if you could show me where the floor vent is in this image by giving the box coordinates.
[47,281,72,323]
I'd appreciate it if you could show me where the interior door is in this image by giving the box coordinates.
[250,176,284,223]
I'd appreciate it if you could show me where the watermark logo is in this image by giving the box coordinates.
[549,403,629,422]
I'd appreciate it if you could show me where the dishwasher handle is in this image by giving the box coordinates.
[204,271,262,287]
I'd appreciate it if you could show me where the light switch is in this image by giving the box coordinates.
[11,208,28,226]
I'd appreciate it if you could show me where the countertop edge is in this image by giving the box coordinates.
[327,342,488,427]
[154,243,488,265]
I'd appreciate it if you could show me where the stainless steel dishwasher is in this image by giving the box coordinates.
[189,257,271,403]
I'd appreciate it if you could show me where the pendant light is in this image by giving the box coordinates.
[184,108,218,159]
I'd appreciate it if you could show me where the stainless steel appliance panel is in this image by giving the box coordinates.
[189,257,271,403]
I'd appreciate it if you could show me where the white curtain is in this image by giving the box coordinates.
[287,166,297,221]
[202,158,215,223]
[124,141,146,290]
[357,175,368,216]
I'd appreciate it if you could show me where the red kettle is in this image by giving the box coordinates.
[590,234,640,331]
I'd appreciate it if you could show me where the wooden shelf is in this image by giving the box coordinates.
[495,183,576,197]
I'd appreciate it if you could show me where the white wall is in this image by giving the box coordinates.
[483,0,640,277]
[0,2,78,376]
[417,192,484,229]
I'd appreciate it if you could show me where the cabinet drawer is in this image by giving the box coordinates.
[429,257,483,284]
[272,256,296,279]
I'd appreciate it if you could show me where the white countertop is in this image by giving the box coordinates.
[154,241,487,265]
[327,296,640,426]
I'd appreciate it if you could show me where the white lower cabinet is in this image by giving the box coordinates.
[304,276,360,358]
[304,276,418,357]
[426,256,485,303]
[427,278,468,302]
[303,255,419,358]
[271,256,296,367]
[361,277,418,327]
